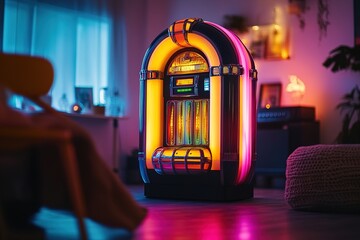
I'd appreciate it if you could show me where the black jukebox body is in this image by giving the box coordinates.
[139,18,257,201]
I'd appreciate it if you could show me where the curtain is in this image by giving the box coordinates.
[2,0,126,116]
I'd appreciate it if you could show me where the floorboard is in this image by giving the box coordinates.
[32,185,360,240]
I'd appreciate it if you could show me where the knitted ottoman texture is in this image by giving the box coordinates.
[285,144,360,212]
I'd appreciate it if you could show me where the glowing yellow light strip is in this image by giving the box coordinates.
[201,100,209,145]
[146,38,180,169]
[166,102,175,145]
[177,101,184,144]
[194,100,201,145]
[145,80,163,168]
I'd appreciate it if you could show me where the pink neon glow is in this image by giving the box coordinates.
[206,22,254,184]
[137,201,259,240]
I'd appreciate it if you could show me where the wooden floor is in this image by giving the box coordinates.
[32,184,360,240]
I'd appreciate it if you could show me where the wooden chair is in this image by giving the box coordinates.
[0,53,87,240]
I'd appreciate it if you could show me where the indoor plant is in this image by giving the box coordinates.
[323,45,360,143]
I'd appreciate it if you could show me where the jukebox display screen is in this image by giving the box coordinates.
[164,50,210,147]
[171,76,198,96]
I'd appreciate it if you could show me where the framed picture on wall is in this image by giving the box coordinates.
[75,87,93,113]
[258,83,282,109]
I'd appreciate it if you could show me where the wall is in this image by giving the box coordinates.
[119,0,358,159]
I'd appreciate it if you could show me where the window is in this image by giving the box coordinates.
[3,0,113,112]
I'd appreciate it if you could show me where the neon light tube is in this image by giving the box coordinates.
[207,22,255,184]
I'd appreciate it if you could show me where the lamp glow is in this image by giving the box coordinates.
[286,75,305,103]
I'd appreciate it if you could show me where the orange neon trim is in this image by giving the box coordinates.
[169,19,201,47]
[173,21,188,46]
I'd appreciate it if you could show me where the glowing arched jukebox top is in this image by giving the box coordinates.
[139,18,257,200]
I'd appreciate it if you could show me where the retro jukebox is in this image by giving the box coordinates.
[139,18,257,200]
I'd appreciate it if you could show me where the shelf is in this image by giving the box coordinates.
[62,112,124,120]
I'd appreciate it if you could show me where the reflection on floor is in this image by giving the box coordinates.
[33,185,360,240]
[33,208,132,240]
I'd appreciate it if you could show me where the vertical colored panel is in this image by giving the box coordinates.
[145,80,163,169]
[201,99,209,145]
[184,100,193,145]
[176,101,184,145]
[166,101,176,146]
[209,75,221,170]
[194,100,202,145]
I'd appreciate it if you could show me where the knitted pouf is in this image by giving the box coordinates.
[285,144,360,212]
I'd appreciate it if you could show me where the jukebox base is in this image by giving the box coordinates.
[144,182,253,201]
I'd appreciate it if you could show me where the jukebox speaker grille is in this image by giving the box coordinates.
[152,146,212,175]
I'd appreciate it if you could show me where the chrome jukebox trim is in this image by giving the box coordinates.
[139,70,164,81]
[210,64,244,76]
[250,69,258,80]
[152,146,212,175]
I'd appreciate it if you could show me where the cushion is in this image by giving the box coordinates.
[285,144,360,212]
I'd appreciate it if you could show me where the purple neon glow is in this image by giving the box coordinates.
[206,21,254,184]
